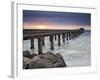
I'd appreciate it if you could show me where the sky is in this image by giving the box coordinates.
[23,10,91,30]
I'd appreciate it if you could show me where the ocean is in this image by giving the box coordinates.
[23,30,91,67]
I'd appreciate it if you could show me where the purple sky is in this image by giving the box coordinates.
[23,10,91,30]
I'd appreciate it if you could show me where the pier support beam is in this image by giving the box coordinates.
[30,38,34,49]
[58,34,61,46]
[42,37,45,46]
[50,35,54,50]
[69,32,71,40]
[55,34,57,40]
[66,33,68,41]
[38,37,43,55]
[62,33,65,43]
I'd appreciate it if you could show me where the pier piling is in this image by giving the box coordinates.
[50,35,54,50]
[55,34,57,40]
[62,33,65,43]
[30,38,34,49]
[38,37,43,55]
[58,34,61,46]
[42,37,45,46]
[23,28,85,54]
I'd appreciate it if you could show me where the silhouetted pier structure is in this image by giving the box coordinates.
[23,28,84,55]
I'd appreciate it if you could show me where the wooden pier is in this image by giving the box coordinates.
[23,28,84,55]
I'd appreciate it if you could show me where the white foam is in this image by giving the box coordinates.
[23,31,91,67]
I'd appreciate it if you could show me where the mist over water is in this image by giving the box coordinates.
[23,30,91,67]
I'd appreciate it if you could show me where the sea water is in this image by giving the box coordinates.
[23,30,91,67]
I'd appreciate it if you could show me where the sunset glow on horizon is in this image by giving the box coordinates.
[24,24,90,30]
[23,10,91,30]
[23,22,90,30]
[33,25,47,29]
